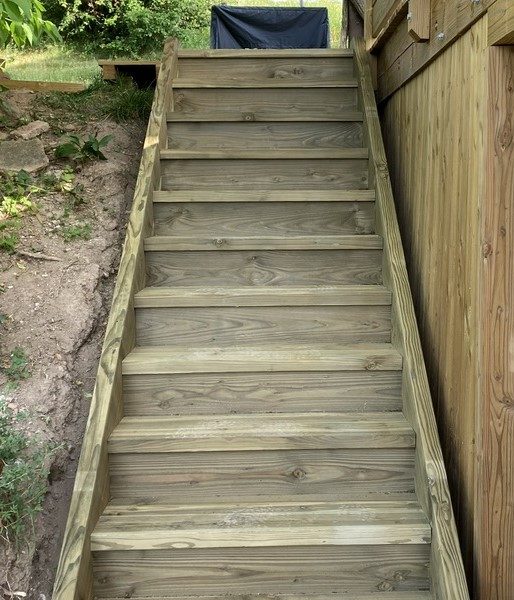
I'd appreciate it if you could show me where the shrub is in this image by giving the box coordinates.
[0,0,61,48]
[56,0,211,56]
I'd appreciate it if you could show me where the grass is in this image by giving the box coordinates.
[0,398,54,543]
[1,0,343,85]
[60,222,92,241]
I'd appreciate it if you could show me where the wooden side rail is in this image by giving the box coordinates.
[353,38,469,599]
[51,38,179,600]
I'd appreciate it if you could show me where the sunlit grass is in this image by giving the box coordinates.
[1,0,343,85]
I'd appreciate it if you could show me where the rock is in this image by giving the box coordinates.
[0,131,9,141]
[62,124,77,132]
[0,139,49,173]
[11,120,50,140]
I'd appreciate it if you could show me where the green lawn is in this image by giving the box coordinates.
[2,0,343,85]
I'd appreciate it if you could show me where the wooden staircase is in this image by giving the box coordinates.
[53,41,469,600]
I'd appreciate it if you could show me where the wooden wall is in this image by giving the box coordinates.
[380,18,487,582]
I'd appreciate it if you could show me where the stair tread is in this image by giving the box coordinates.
[108,412,415,453]
[178,49,354,58]
[152,189,376,203]
[173,79,358,88]
[167,110,364,123]
[144,234,383,251]
[160,148,368,160]
[134,285,392,307]
[122,344,403,375]
[92,500,429,551]
[94,595,432,600]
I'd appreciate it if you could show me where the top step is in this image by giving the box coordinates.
[178,49,354,58]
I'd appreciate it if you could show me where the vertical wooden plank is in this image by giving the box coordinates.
[477,44,514,600]
[408,0,431,41]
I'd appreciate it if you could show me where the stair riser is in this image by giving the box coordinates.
[93,545,430,597]
[145,250,382,287]
[177,57,355,81]
[134,305,392,347]
[122,371,403,416]
[109,448,415,503]
[160,158,368,190]
[153,201,375,237]
[167,121,363,150]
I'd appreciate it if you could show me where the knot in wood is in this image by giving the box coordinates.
[242,113,256,121]
[291,467,307,480]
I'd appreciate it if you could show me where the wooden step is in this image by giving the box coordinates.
[153,189,375,203]
[122,370,403,416]
[177,52,354,84]
[160,148,368,160]
[153,200,375,237]
[144,235,382,252]
[109,447,415,503]
[134,285,392,307]
[178,49,355,57]
[135,304,391,347]
[93,544,431,597]
[172,88,357,121]
[173,79,358,88]
[95,595,432,600]
[108,412,413,453]
[167,121,363,150]
[91,500,429,551]
[160,158,368,191]
[145,249,382,287]
[122,344,403,375]
[167,110,363,123]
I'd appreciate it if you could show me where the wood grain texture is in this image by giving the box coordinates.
[373,0,496,101]
[122,344,403,375]
[91,501,429,550]
[160,158,368,190]
[476,45,514,600]
[145,249,382,287]
[354,38,469,599]
[167,121,363,150]
[134,285,391,307]
[109,447,415,502]
[153,189,375,203]
[121,370,403,416]
[172,79,358,88]
[92,544,431,597]
[134,305,391,346]
[172,88,357,120]
[379,21,486,585]
[144,235,382,251]
[177,56,355,81]
[153,201,375,236]
[488,0,514,45]
[52,38,179,600]
[167,110,364,123]
[160,148,368,160]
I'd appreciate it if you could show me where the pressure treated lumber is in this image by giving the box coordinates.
[108,412,414,453]
[121,370,403,416]
[153,189,375,202]
[95,595,432,600]
[167,110,364,122]
[173,79,358,88]
[143,235,382,251]
[109,447,415,502]
[160,148,368,160]
[134,285,392,307]
[91,500,430,551]
[52,38,179,600]
[122,344,403,375]
[354,38,469,599]
[153,200,375,236]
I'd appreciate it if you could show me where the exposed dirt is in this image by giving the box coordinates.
[0,89,145,599]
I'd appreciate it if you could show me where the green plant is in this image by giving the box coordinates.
[0,400,54,541]
[60,221,91,241]
[55,133,113,161]
[2,347,30,382]
[0,194,33,218]
[0,0,60,48]
[0,231,18,253]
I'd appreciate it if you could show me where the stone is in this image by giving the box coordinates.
[0,138,49,173]
[11,120,50,140]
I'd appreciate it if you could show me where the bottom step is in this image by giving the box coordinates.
[95,595,432,600]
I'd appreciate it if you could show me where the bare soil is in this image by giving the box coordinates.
[0,89,145,599]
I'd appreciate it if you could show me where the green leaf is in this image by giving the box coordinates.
[55,143,78,159]
[21,22,33,44]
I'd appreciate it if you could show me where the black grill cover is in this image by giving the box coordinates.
[211,6,329,49]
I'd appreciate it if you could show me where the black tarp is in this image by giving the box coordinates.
[211,6,329,49]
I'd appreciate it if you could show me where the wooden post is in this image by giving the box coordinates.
[488,0,514,45]
[408,0,430,42]
[476,44,514,600]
